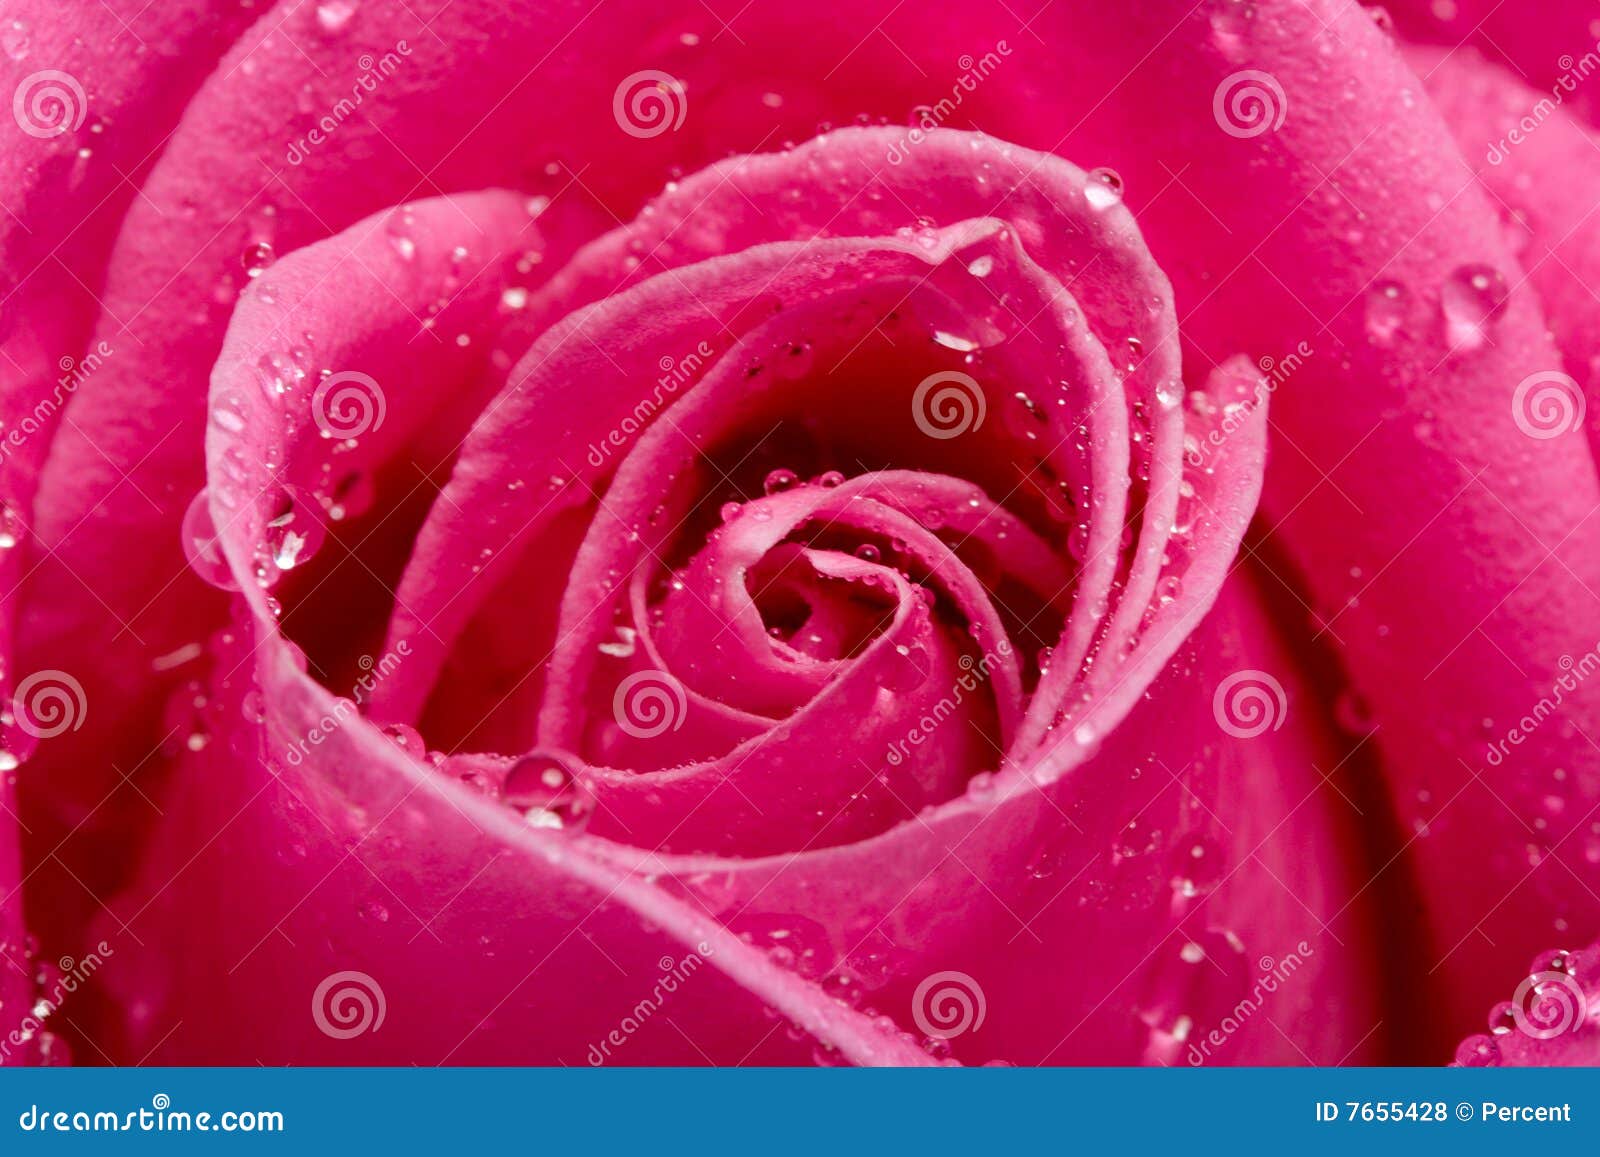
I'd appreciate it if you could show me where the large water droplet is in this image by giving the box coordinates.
[1441,264,1508,352]
[181,491,241,591]
[241,241,275,279]
[1085,168,1124,211]
[503,750,595,831]
[260,487,327,576]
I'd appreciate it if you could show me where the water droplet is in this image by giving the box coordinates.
[181,491,241,591]
[931,329,979,353]
[764,468,801,495]
[241,241,275,279]
[854,543,882,563]
[386,210,417,261]
[1441,264,1508,352]
[315,0,358,33]
[503,750,594,831]
[380,722,424,755]
[0,503,22,550]
[1454,1033,1501,1066]
[1364,280,1408,346]
[966,255,994,278]
[1085,168,1124,211]
[879,644,930,692]
[3,21,31,61]
[260,487,326,574]
[324,471,376,521]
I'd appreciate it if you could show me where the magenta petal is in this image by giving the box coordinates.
[95,187,935,1066]
[1027,0,1600,1044]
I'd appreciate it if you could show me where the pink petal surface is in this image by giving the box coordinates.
[5,0,1595,1069]
[1006,0,1600,1052]
[83,111,1372,1063]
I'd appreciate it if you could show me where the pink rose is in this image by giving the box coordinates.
[1,0,1596,1066]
